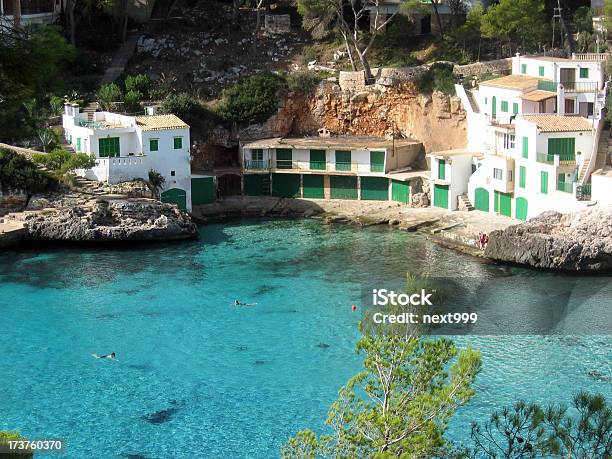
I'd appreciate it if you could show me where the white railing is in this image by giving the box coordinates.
[571,53,611,62]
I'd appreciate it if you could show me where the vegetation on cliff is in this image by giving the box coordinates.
[0,150,55,194]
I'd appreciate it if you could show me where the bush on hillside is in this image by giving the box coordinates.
[286,71,322,94]
[96,83,122,110]
[125,74,151,97]
[0,149,55,194]
[217,72,286,125]
[417,65,456,95]
[124,90,143,113]
[160,93,201,120]
[32,149,95,179]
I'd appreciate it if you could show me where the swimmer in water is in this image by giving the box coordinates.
[234,300,256,306]
[93,352,116,360]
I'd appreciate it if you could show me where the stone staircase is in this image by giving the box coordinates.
[458,194,474,211]
[578,128,610,183]
[465,89,480,113]
[82,102,99,121]
[74,176,108,197]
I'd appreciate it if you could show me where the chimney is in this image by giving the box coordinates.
[71,103,80,117]
[557,83,565,116]
[145,106,157,116]
[318,127,330,138]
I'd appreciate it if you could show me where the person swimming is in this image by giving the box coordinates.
[234,300,256,307]
[93,352,116,360]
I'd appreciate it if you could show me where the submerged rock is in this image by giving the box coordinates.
[23,198,197,243]
[485,209,612,271]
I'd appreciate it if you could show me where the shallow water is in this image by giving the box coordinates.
[0,219,610,458]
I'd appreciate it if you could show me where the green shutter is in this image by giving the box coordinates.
[494,191,512,217]
[173,137,182,149]
[522,137,529,159]
[330,175,357,199]
[513,102,519,114]
[548,138,575,160]
[361,177,389,200]
[492,96,497,119]
[501,100,509,112]
[521,64,527,74]
[309,150,326,170]
[150,139,158,152]
[515,197,528,221]
[391,180,410,203]
[519,166,526,188]
[370,151,385,172]
[580,68,589,78]
[276,148,292,169]
[335,150,351,171]
[541,171,548,194]
[98,137,120,157]
[76,137,81,152]
[433,184,449,209]
[438,159,446,180]
[539,66,545,77]
[303,174,324,198]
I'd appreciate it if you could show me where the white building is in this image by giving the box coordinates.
[434,53,609,220]
[62,104,193,211]
[0,0,61,27]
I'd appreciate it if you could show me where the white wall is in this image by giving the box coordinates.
[592,173,612,205]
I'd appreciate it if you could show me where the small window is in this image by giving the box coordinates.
[503,134,515,150]
[493,168,503,180]
[171,170,175,177]
[519,166,526,188]
[521,64,527,74]
[150,139,159,152]
[501,101,509,113]
[438,159,446,180]
[512,102,519,114]
[484,97,488,105]
[173,137,183,149]
[508,170,513,182]
[580,68,589,79]
[252,149,264,161]
[587,102,594,116]
[539,66,545,77]
[522,137,529,159]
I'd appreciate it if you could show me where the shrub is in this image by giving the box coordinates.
[49,95,65,116]
[124,90,143,113]
[32,149,95,178]
[160,92,201,120]
[418,65,456,95]
[0,149,55,194]
[125,74,151,97]
[217,72,286,125]
[286,71,322,93]
[96,83,123,110]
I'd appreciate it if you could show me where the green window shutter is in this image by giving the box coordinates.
[541,171,548,194]
[370,151,385,172]
[501,101,509,112]
[99,137,120,157]
[539,66,545,77]
[276,148,292,169]
[76,138,81,152]
[173,137,182,149]
[150,139,158,152]
[438,159,446,180]
[580,68,589,78]
[519,166,526,188]
[522,137,529,159]
[335,150,351,171]
[309,150,326,170]
[512,102,519,114]
[521,64,527,74]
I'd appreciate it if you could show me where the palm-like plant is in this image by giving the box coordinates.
[147,169,165,199]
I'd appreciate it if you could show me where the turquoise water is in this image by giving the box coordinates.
[0,219,610,458]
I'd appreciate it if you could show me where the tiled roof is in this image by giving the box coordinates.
[520,114,594,132]
[520,90,557,102]
[135,114,189,131]
[480,74,542,91]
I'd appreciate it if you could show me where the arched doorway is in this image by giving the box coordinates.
[161,188,187,210]
[474,187,489,212]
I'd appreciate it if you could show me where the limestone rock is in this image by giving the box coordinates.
[485,209,612,271]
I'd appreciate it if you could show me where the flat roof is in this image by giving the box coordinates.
[520,90,557,102]
[519,114,594,132]
[243,136,419,150]
[522,56,573,62]
[480,74,543,91]
[135,114,189,131]
[428,148,483,158]
[387,170,430,181]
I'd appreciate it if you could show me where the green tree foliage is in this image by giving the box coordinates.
[124,74,151,97]
[160,93,201,120]
[217,73,286,125]
[604,0,612,37]
[0,431,33,459]
[0,150,55,194]
[96,83,123,111]
[418,65,457,95]
[32,149,95,179]
[124,90,143,113]
[480,0,548,53]
[147,169,165,198]
[574,6,594,34]
[285,71,323,93]
[0,25,75,141]
[453,1,485,61]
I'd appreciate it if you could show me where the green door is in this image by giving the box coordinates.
[191,177,215,205]
[370,151,385,172]
[548,138,575,160]
[515,197,528,221]
[310,150,326,170]
[272,173,300,197]
[303,174,325,198]
[541,171,549,194]
[433,184,449,209]
[494,191,512,217]
[161,188,187,210]
[492,96,497,119]
[244,174,270,196]
[335,151,351,171]
[76,137,81,152]
[276,149,292,169]
[330,175,358,199]
[474,187,489,212]
[391,180,410,203]
[361,177,389,201]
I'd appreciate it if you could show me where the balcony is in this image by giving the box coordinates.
[244,159,270,170]
[536,152,576,165]
[537,80,600,93]
[243,159,382,173]
[538,80,557,92]
[557,181,573,193]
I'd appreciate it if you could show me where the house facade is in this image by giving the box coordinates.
[62,104,195,211]
[0,0,61,27]
[240,136,425,203]
[436,53,608,219]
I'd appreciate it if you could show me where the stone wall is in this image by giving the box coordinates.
[264,14,291,34]
[453,58,512,78]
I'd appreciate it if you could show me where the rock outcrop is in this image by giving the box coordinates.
[485,209,612,271]
[23,199,198,243]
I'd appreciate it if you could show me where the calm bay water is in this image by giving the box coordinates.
[0,219,610,458]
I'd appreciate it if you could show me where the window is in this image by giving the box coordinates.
[370,151,385,172]
[565,98,575,114]
[521,64,527,74]
[512,102,519,114]
[522,136,529,159]
[541,171,548,194]
[501,100,509,112]
[519,166,526,188]
[276,148,292,169]
[484,97,488,105]
[539,66,545,77]
[580,68,589,79]
[171,170,175,177]
[173,137,183,149]
[508,170,513,182]
[309,150,326,170]
[335,150,351,171]
[493,168,503,180]
[150,139,159,152]
[503,134,515,150]
[587,102,594,116]
[438,159,446,180]
[98,137,120,157]
[252,149,263,161]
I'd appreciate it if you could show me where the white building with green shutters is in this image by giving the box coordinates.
[432,53,609,220]
[62,104,196,211]
[240,135,425,203]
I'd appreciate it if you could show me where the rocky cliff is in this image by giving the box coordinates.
[485,209,612,271]
[23,198,198,243]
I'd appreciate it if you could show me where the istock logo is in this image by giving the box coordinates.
[372,289,434,307]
